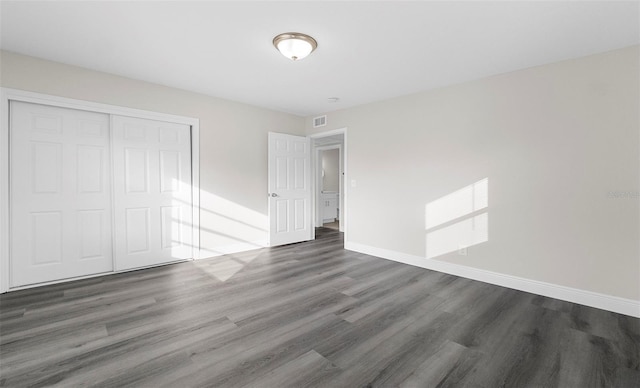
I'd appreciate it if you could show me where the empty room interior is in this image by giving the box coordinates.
[1,1,639,387]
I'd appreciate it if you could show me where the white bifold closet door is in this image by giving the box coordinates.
[10,102,113,287]
[111,115,193,271]
[9,103,193,288]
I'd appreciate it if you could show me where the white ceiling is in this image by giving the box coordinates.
[1,1,638,117]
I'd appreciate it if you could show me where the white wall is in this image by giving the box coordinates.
[306,46,640,305]
[0,50,305,257]
[322,149,340,192]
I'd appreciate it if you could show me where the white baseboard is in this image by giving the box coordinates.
[199,239,269,259]
[345,241,640,318]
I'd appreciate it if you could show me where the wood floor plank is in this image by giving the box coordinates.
[398,340,482,388]
[241,350,341,388]
[322,309,458,387]
[186,294,355,368]
[174,314,352,387]
[1,227,637,387]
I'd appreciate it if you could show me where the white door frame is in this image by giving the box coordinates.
[315,144,342,228]
[309,128,348,238]
[0,88,201,293]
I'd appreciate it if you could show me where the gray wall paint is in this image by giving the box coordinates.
[306,46,640,301]
[1,50,305,256]
[322,149,340,192]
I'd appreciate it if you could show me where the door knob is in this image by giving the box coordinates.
[270,193,279,197]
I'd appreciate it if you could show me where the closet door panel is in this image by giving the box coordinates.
[112,115,192,270]
[10,102,112,287]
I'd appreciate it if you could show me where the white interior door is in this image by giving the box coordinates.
[112,115,192,270]
[10,102,113,287]
[268,132,312,246]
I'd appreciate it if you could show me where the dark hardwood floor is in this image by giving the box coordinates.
[1,228,639,387]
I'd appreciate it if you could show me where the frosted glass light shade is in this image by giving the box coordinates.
[273,33,317,61]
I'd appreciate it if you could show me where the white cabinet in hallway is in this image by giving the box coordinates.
[321,192,339,223]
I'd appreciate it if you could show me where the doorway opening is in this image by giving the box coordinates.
[310,128,346,241]
[318,146,341,230]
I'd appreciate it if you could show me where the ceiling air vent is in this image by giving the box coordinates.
[313,115,327,128]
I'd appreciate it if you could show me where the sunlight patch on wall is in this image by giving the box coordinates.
[200,190,268,233]
[426,178,489,259]
[200,190,268,250]
[197,190,269,281]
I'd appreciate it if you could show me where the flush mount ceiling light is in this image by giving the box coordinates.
[273,32,318,61]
